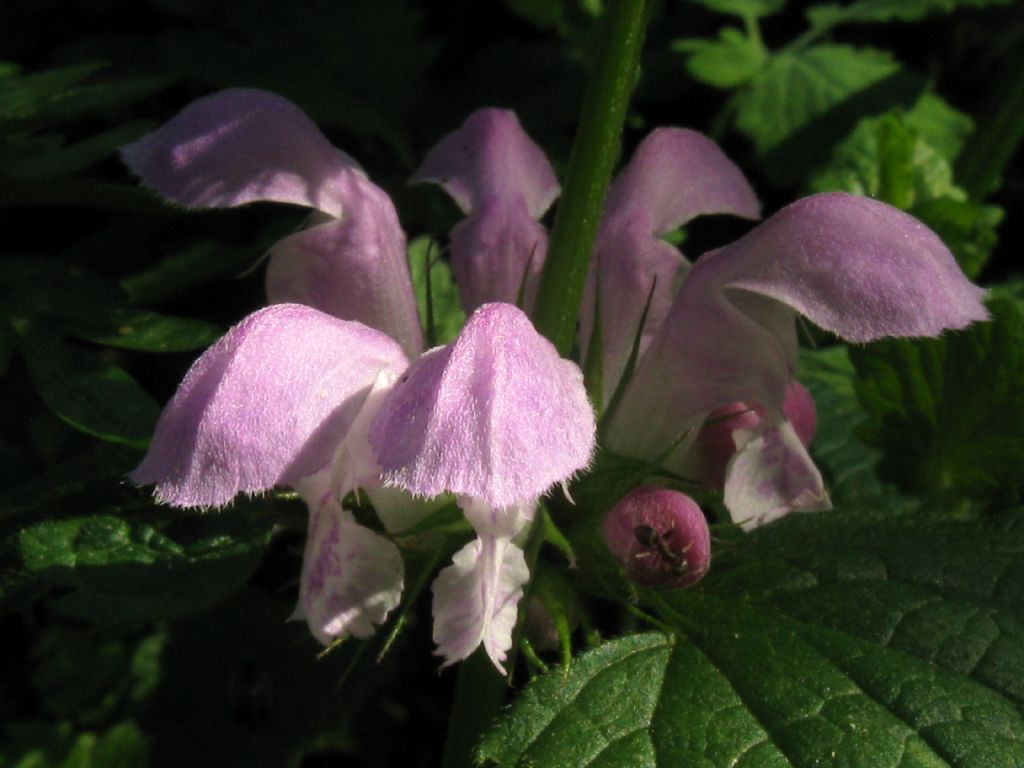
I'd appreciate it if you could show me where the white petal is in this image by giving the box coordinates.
[298,495,404,643]
[431,533,529,674]
[724,417,831,530]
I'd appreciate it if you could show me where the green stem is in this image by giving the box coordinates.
[532,0,652,355]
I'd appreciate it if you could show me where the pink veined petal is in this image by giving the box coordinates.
[130,304,408,508]
[581,128,760,405]
[447,196,549,313]
[412,108,559,219]
[431,498,533,672]
[122,89,366,218]
[296,486,404,643]
[723,417,830,530]
[369,303,596,509]
[608,192,988,471]
[265,178,423,357]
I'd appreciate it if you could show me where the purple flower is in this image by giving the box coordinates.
[125,87,987,669]
[124,90,595,672]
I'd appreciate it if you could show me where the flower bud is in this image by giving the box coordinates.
[603,487,711,589]
[694,380,817,487]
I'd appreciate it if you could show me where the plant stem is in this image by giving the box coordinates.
[532,0,651,355]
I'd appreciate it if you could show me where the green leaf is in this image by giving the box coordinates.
[806,0,1013,29]
[734,45,922,185]
[0,721,148,768]
[141,589,385,768]
[851,298,1024,507]
[18,505,276,620]
[674,28,766,89]
[0,122,152,179]
[13,324,160,448]
[799,346,900,506]
[808,110,1001,276]
[688,0,786,17]
[912,197,1003,280]
[481,507,1024,767]
[904,93,974,163]
[70,309,222,353]
[408,236,465,345]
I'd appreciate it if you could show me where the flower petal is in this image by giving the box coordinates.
[412,108,559,219]
[130,304,408,507]
[446,197,548,313]
[608,192,987,471]
[369,303,596,508]
[297,482,404,643]
[431,499,533,672]
[723,418,830,530]
[265,179,423,357]
[122,89,365,217]
[603,127,761,236]
[581,128,759,404]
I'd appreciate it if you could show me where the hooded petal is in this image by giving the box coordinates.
[265,179,423,357]
[369,303,595,509]
[724,418,830,530]
[431,498,532,672]
[446,196,548,314]
[122,89,366,217]
[130,304,408,507]
[412,108,559,218]
[581,128,760,404]
[602,128,761,236]
[412,110,559,314]
[296,480,404,643]
[608,192,988,471]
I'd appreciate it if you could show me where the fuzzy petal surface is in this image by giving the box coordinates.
[298,488,404,643]
[412,108,559,218]
[581,128,759,404]
[122,89,365,217]
[724,418,830,530]
[130,304,408,507]
[370,303,595,508]
[265,179,423,356]
[431,499,533,672]
[609,192,988,470]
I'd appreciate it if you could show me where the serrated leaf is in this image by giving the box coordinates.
[912,198,1002,279]
[482,508,1024,767]
[674,28,766,89]
[850,298,1024,506]
[806,0,1013,29]
[736,45,900,155]
[808,110,1000,276]
[18,505,276,620]
[735,45,922,184]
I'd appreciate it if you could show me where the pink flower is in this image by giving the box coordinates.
[124,90,595,672]
[125,88,987,669]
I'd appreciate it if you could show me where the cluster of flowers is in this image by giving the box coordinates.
[125,89,986,671]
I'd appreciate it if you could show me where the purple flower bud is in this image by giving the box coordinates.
[603,487,711,589]
[694,380,817,488]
